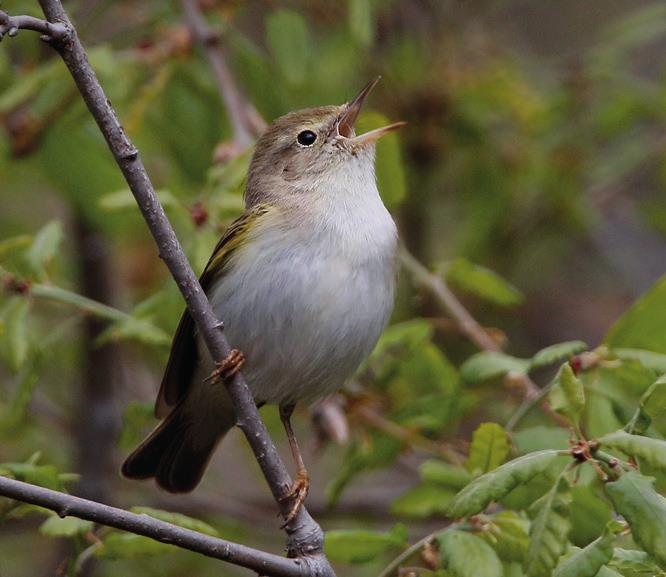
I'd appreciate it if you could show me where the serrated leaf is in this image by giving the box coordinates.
[466,422,512,476]
[605,276,666,353]
[613,348,666,373]
[39,515,94,538]
[266,9,310,85]
[604,471,666,568]
[524,475,572,577]
[531,341,588,369]
[460,352,529,385]
[129,507,217,536]
[599,431,666,473]
[420,461,472,490]
[439,530,503,577]
[549,363,585,427]
[26,221,62,279]
[481,511,530,563]
[391,483,456,518]
[325,524,407,564]
[608,548,664,577]
[0,297,30,373]
[447,450,563,518]
[553,522,622,577]
[96,532,176,559]
[445,258,523,307]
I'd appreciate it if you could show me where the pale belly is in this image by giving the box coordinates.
[202,234,396,406]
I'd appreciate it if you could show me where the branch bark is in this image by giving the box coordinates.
[0,475,307,577]
[0,2,335,575]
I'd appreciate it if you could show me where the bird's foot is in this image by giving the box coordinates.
[281,468,310,527]
[205,349,245,384]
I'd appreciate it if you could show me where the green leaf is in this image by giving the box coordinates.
[97,532,176,559]
[391,483,456,518]
[445,258,524,307]
[325,524,407,564]
[447,450,563,518]
[465,422,512,476]
[553,522,622,577]
[599,431,666,473]
[524,475,572,577]
[605,276,666,353]
[439,530,503,577]
[96,316,170,347]
[548,363,585,427]
[531,341,588,370]
[512,427,570,454]
[265,9,310,85]
[26,221,63,279]
[608,548,664,577]
[0,459,74,492]
[0,296,30,373]
[569,485,613,547]
[625,375,666,435]
[129,507,218,536]
[460,352,529,385]
[347,0,374,47]
[39,515,94,538]
[99,189,179,212]
[613,348,666,373]
[481,511,530,563]
[0,235,32,261]
[604,471,666,568]
[420,461,472,490]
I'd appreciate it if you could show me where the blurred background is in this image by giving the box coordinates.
[1,0,666,575]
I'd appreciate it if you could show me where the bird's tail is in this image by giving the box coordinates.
[121,402,233,493]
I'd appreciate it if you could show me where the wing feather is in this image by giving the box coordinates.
[154,205,269,418]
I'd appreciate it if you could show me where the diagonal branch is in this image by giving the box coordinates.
[0,2,335,575]
[0,475,306,577]
[180,0,266,149]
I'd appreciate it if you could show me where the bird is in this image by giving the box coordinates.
[121,78,403,522]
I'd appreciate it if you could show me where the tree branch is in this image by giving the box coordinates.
[0,1,335,574]
[0,476,307,577]
[180,0,266,150]
[0,11,66,41]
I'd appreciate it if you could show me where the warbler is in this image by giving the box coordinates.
[122,79,403,520]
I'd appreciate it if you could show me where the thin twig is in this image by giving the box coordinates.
[0,2,334,573]
[0,476,306,577]
[180,0,265,149]
[0,11,67,40]
[377,530,440,577]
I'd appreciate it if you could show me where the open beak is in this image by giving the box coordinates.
[337,77,406,144]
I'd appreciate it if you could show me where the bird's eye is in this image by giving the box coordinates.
[297,130,317,146]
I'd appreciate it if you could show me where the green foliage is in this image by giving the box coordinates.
[39,515,94,538]
[325,524,407,564]
[96,532,177,559]
[0,297,30,373]
[129,507,219,536]
[265,10,311,86]
[552,522,622,577]
[447,450,563,518]
[465,422,511,476]
[600,431,666,473]
[548,363,586,428]
[438,530,503,577]
[604,471,666,568]
[524,475,572,577]
[605,276,666,353]
[444,258,524,307]
[530,342,588,370]
[25,221,62,280]
[479,511,530,563]
[460,352,529,385]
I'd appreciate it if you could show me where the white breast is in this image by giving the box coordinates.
[205,166,397,406]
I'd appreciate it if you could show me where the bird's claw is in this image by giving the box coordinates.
[281,469,310,527]
[205,349,245,384]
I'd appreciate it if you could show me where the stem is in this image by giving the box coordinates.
[0,476,306,577]
[377,530,440,577]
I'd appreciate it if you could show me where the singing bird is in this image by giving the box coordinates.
[122,79,402,521]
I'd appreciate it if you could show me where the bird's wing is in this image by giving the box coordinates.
[155,204,270,418]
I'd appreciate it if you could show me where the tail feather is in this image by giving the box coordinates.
[121,405,229,493]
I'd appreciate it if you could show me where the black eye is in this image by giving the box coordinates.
[297,130,317,146]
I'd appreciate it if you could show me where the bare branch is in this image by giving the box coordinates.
[0,475,306,577]
[180,0,266,150]
[0,1,335,574]
[0,11,67,41]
